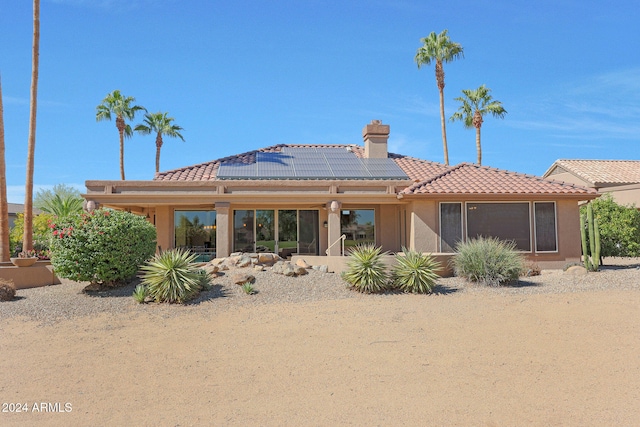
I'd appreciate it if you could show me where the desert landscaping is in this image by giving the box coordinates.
[1,257,639,426]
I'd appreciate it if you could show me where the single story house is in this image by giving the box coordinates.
[543,159,640,208]
[84,120,597,272]
[8,203,41,229]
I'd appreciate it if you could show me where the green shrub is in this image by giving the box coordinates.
[391,248,440,294]
[581,194,640,258]
[0,279,16,302]
[452,237,524,286]
[10,212,55,256]
[241,282,255,295]
[194,268,212,291]
[341,243,389,293]
[132,284,148,303]
[140,248,202,304]
[49,209,156,287]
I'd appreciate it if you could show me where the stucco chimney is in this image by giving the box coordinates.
[363,120,389,159]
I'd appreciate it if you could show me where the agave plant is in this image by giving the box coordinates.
[139,248,202,303]
[132,284,147,304]
[241,282,255,295]
[341,243,389,293]
[391,248,441,294]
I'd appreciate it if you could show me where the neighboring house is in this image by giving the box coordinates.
[543,159,640,208]
[8,203,42,230]
[84,120,597,272]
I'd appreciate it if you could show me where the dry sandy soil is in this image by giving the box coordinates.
[1,260,639,426]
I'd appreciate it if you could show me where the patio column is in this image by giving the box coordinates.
[326,200,342,256]
[215,202,230,258]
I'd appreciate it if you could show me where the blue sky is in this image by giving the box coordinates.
[2,0,639,203]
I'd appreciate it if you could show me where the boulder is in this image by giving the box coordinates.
[565,265,588,276]
[202,264,220,275]
[232,273,255,285]
[296,258,311,269]
[236,256,252,268]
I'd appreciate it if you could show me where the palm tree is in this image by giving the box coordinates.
[23,0,40,253]
[135,112,185,173]
[0,77,10,261]
[38,194,84,218]
[450,84,507,166]
[96,90,145,180]
[415,30,464,166]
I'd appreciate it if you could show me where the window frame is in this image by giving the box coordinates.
[533,201,559,253]
[439,202,463,253]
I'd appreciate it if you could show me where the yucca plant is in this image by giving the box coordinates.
[194,268,212,291]
[139,248,202,303]
[452,236,524,286]
[391,248,441,294]
[132,284,147,303]
[341,243,389,293]
[241,282,255,295]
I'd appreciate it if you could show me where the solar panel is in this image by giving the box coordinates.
[216,147,409,180]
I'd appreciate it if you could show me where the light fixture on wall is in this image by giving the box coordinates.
[323,221,328,228]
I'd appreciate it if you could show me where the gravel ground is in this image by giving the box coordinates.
[1,257,638,325]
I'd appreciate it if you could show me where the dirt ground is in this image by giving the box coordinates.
[1,284,639,426]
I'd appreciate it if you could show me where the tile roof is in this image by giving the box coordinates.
[401,163,598,196]
[154,144,449,183]
[544,159,640,186]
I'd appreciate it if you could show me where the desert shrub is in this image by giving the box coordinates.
[132,284,148,303]
[241,282,255,295]
[452,237,524,286]
[0,279,16,301]
[140,248,202,303]
[49,209,156,287]
[341,243,389,293]
[391,248,441,294]
[581,194,640,258]
[194,268,212,291]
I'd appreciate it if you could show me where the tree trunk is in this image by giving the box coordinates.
[23,0,40,252]
[435,61,449,165]
[116,116,126,180]
[0,78,10,261]
[475,126,482,165]
[155,133,163,173]
[473,111,483,165]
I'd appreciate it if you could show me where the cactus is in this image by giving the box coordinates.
[580,202,601,271]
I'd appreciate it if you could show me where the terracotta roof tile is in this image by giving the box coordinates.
[545,159,640,185]
[401,163,597,196]
[154,144,450,183]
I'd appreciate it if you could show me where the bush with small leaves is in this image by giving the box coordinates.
[140,248,202,304]
[391,248,441,294]
[452,237,524,286]
[0,279,16,302]
[341,243,389,293]
[49,209,156,287]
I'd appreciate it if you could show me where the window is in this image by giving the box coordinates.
[174,210,216,261]
[341,209,375,248]
[466,202,531,251]
[534,202,557,252]
[440,203,462,252]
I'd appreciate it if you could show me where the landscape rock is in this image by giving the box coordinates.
[565,265,588,276]
[232,273,255,285]
[236,256,252,268]
[294,266,308,275]
[296,259,311,269]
